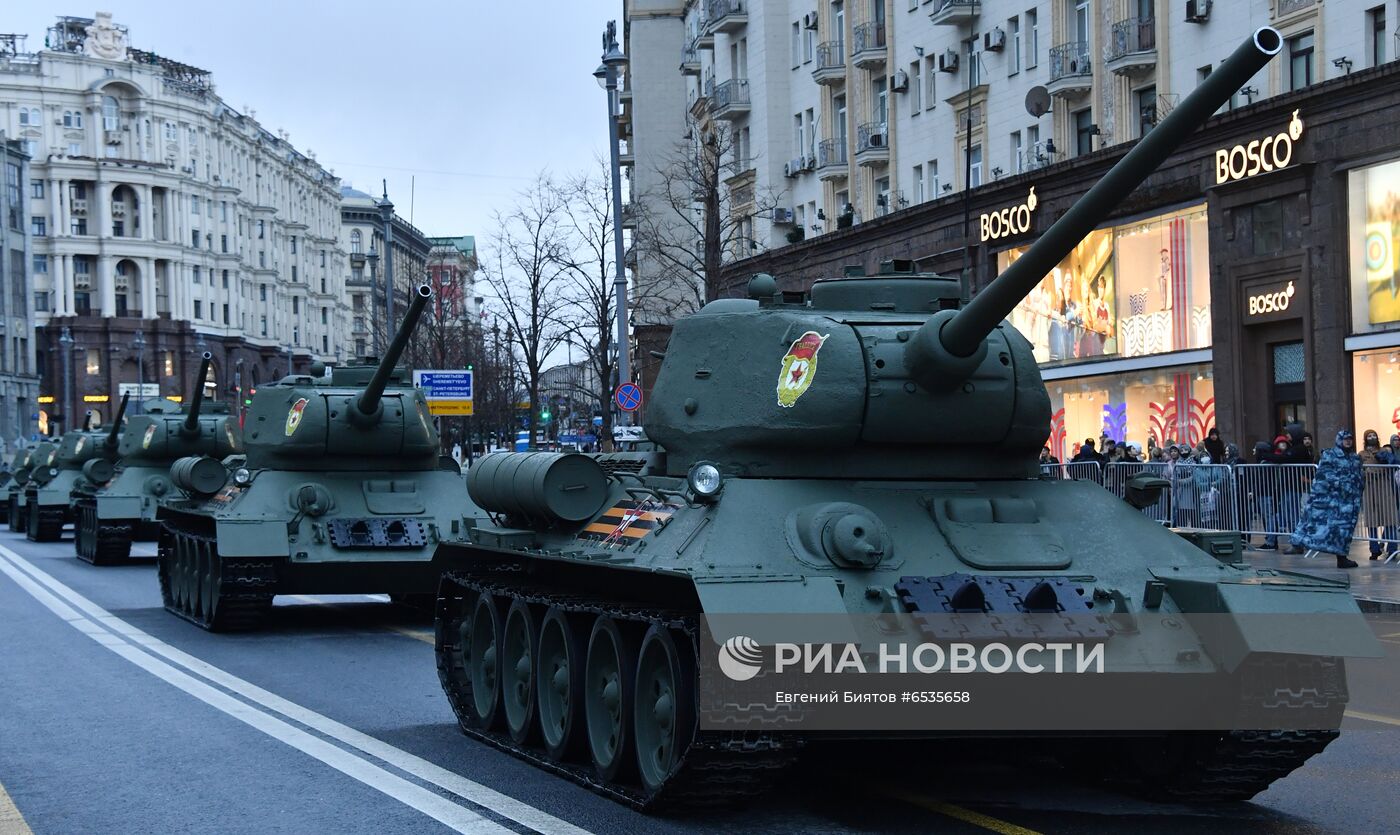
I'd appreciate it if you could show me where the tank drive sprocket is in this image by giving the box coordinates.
[158,522,277,631]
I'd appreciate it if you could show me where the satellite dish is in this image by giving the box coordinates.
[1025,86,1051,118]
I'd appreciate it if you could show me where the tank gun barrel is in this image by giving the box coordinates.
[107,393,130,448]
[353,284,432,422]
[182,352,214,436]
[934,28,1282,362]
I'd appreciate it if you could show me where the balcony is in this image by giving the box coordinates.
[706,0,746,33]
[928,0,980,26]
[817,138,848,181]
[813,41,845,85]
[619,139,635,167]
[710,78,750,120]
[680,45,700,75]
[71,199,88,215]
[855,122,890,166]
[874,190,906,218]
[620,202,637,230]
[1047,41,1092,98]
[1105,16,1156,76]
[851,22,886,68]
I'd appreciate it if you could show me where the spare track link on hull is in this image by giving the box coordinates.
[158,522,276,631]
[26,504,65,542]
[74,500,135,565]
[435,570,796,811]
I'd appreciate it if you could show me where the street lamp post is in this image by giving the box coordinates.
[378,183,395,339]
[59,327,74,434]
[595,22,631,427]
[132,329,146,414]
[366,245,381,356]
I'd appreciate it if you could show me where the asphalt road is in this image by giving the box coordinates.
[1,528,1398,835]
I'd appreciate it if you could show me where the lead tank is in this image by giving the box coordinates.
[72,353,241,564]
[429,29,1380,810]
[157,285,482,630]
[25,396,129,542]
[3,447,44,532]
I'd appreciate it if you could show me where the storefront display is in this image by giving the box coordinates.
[1002,206,1211,365]
[1348,158,1400,331]
[1045,363,1215,460]
[1352,348,1400,437]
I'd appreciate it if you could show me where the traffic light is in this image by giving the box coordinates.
[540,407,552,423]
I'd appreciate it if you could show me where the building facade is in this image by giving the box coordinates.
[340,186,431,358]
[425,235,480,324]
[1,14,349,428]
[0,133,40,449]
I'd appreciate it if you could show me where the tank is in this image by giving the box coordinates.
[428,29,1380,809]
[70,354,242,564]
[24,396,129,542]
[156,284,482,631]
[3,447,45,532]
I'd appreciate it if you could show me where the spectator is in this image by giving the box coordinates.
[1123,442,1143,463]
[1361,430,1390,559]
[1204,427,1227,464]
[1293,430,1364,568]
[1071,438,1106,465]
[1040,446,1060,465]
[1302,431,1317,463]
[1375,435,1400,562]
[1165,445,1197,527]
[1256,435,1294,550]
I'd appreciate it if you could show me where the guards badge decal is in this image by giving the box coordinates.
[285,398,309,436]
[776,331,829,408]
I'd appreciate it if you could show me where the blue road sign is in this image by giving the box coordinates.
[413,369,474,416]
[615,382,642,412]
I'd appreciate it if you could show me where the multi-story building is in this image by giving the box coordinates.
[340,185,431,358]
[426,235,480,323]
[628,1,1400,448]
[0,132,40,450]
[1,14,349,427]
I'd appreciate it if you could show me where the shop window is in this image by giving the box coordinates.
[1044,363,1215,459]
[1251,201,1284,256]
[1353,348,1400,438]
[1347,158,1400,333]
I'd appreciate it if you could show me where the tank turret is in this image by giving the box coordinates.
[241,284,436,471]
[647,29,1282,481]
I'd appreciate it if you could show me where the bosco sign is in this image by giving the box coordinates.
[1215,110,1304,185]
[1247,280,1296,316]
[980,187,1038,243]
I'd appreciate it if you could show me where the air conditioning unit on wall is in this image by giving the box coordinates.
[772,207,795,224]
[802,12,819,30]
[1185,0,1212,23]
[890,70,909,92]
[938,49,959,73]
[984,28,1006,52]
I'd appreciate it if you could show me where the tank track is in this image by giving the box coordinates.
[436,570,797,811]
[4,495,17,530]
[158,522,277,631]
[9,496,28,533]
[74,500,135,565]
[26,503,65,542]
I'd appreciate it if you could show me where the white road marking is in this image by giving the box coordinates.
[0,544,593,835]
[0,778,34,835]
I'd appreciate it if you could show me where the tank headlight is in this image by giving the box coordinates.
[232,467,252,487]
[687,461,723,501]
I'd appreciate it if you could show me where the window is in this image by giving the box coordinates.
[1136,86,1157,138]
[1026,9,1038,68]
[924,56,937,107]
[260,316,268,337]
[320,250,327,268]
[221,201,228,222]
[34,292,48,312]
[193,267,201,286]
[794,114,804,156]
[161,352,174,377]
[872,76,888,125]
[18,107,35,126]
[929,159,940,195]
[206,233,213,250]
[222,270,229,288]
[221,234,228,252]
[291,265,298,283]
[68,143,82,157]
[259,284,267,302]
[70,216,86,235]
[910,60,922,113]
[163,123,176,141]
[193,300,203,320]
[1370,6,1387,67]
[86,349,101,376]
[350,229,361,254]
[1288,32,1314,91]
[356,338,366,356]
[792,21,802,67]
[969,146,982,188]
[805,26,816,62]
[1009,16,1021,75]
[30,180,44,199]
[1252,201,1283,257]
[1011,130,1023,173]
[290,236,297,254]
[223,304,230,325]
[913,164,925,203]
[31,217,46,236]
[321,307,328,325]
[259,251,266,268]
[191,195,200,215]
[966,38,980,86]
[63,110,82,128]
[293,297,301,315]
[192,230,200,247]
[102,95,119,131]
[1074,108,1095,156]
[257,219,265,239]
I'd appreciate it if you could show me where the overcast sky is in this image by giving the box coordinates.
[16,1,622,238]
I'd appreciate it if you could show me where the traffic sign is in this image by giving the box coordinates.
[615,382,642,412]
[413,369,475,416]
[119,382,160,399]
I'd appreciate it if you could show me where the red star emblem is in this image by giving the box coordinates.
[790,365,804,383]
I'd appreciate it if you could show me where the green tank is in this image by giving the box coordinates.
[4,447,45,532]
[25,397,130,542]
[156,285,481,631]
[429,29,1380,809]
[71,353,241,564]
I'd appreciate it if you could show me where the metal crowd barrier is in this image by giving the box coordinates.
[1100,462,1238,531]
[1039,461,1103,482]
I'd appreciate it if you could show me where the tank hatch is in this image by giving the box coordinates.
[808,260,962,314]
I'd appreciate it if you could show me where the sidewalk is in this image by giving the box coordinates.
[1243,540,1400,612]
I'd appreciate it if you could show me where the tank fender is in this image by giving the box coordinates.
[96,496,143,520]
[696,576,859,645]
[1154,571,1383,671]
[215,520,292,557]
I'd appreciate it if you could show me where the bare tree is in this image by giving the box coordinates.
[630,118,781,321]
[481,175,572,446]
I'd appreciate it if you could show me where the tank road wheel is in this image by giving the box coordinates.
[502,599,539,745]
[467,593,506,730]
[634,625,697,795]
[537,606,588,763]
[585,615,637,784]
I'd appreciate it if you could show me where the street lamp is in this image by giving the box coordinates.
[366,244,381,356]
[131,329,146,414]
[594,21,631,426]
[378,183,395,341]
[58,326,74,434]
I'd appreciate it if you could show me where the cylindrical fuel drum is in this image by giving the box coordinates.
[466,451,608,523]
[169,456,228,496]
[82,458,115,485]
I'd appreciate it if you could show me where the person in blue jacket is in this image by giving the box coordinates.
[1293,430,1365,568]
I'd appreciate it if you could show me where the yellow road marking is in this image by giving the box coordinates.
[885,789,1042,835]
[1346,709,1400,728]
[0,780,33,835]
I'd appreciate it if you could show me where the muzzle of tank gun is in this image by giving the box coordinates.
[350,284,433,427]
[181,352,214,437]
[106,392,130,449]
[906,27,1283,391]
